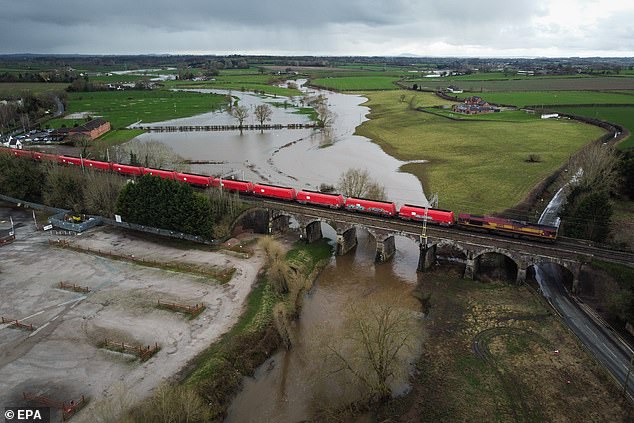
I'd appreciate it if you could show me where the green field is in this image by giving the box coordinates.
[309,76,401,91]
[475,91,634,107]
[0,82,69,98]
[421,108,543,122]
[52,90,228,129]
[555,106,634,150]
[408,76,634,92]
[355,91,605,214]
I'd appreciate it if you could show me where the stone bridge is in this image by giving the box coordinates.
[232,202,598,289]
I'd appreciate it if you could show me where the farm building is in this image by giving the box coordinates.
[452,96,499,115]
[51,118,111,141]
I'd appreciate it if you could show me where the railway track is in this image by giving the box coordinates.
[252,198,634,267]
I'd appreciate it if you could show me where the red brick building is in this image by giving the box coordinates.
[52,118,111,140]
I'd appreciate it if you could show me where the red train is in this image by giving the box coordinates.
[0,146,559,241]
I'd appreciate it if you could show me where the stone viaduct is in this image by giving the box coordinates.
[233,202,593,290]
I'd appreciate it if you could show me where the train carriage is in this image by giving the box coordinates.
[214,178,254,194]
[398,204,455,226]
[83,159,113,171]
[113,163,144,176]
[143,168,176,180]
[253,183,296,201]
[175,172,212,188]
[345,197,397,217]
[296,190,344,209]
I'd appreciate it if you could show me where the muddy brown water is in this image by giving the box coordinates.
[126,83,432,421]
[130,81,428,206]
[225,228,425,423]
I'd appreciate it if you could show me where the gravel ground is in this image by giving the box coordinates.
[0,207,264,422]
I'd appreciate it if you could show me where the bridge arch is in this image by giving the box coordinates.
[526,261,576,293]
[473,249,520,283]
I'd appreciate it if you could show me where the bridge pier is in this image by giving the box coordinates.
[464,252,478,280]
[269,214,290,234]
[336,227,357,256]
[300,221,323,243]
[516,266,527,284]
[417,242,437,272]
[375,235,396,263]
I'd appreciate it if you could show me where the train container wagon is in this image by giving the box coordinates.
[143,168,176,180]
[175,172,212,188]
[113,163,144,176]
[253,183,296,201]
[457,213,558,240]
[216,178,254,194]
[398,205,454,226]
[8,149,34,159]
[60,156,83,166]
[32,151,60,162]
[345,197,397,217]
[83,159,113,171]
[296,190,344,209]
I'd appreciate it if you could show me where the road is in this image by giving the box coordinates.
[536,263,634,398]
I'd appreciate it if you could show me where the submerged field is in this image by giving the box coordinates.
[355,91,604,215]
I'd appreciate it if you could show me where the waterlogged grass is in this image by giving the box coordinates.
[556,106,634,150]
[355,90,604,214]
[63,89,228,129]
[310,76,401,91]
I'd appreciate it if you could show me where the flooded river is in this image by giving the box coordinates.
[132,80,428,206]
[129,82,429,421]
[226,229,424,423]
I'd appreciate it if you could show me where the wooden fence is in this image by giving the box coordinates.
[157,299,205,318]
[1,316,34,331]
[23,392,87,421]
[58,282,90,293]
[102,338,160,361]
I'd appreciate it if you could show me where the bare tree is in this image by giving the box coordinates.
[231,105,249,131]
[570,143,620,193]
[19,113,30,133]
[325,301,417,402]
[337,168,387,200]
[254,104,273,128]
[84,170,126,217]
[68,134,92,159]
[122,139,189,171]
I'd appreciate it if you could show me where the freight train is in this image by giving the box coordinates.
[0,147,559,241]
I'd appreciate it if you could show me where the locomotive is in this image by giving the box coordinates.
[0,147,559,241]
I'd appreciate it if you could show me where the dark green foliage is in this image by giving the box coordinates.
[561,187,612,242]
[620,152,634,199]
[116,175,214,239]
[0,152,44,202]
[593,261,634,324]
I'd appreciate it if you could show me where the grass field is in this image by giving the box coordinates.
[477,91,634,107]
[382,272,632,422]
[409,77,634,92]
[55,90,228,129]
[555,106,634,150]
[421,108,543,122]
[0,82,69,97]
[309,76,401,91]
[355,91,604,214]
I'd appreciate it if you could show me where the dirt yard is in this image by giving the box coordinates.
[0,206,263,422]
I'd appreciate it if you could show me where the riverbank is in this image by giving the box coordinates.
[123,237,334,422]
[355,90,605,215]
[373,271,632,422]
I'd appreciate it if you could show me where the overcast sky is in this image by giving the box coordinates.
[1,0,633,57]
